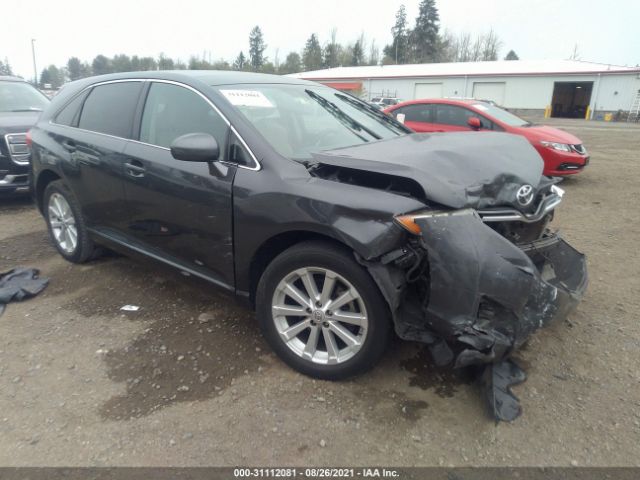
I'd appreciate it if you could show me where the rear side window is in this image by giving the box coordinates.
[78,82,142,138]
[139,82,228,157]
[396,104,434,123]
[55,91,88,127]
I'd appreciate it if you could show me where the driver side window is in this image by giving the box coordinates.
[140,82,228,159]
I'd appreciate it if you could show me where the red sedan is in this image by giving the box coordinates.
[384,99,589,176]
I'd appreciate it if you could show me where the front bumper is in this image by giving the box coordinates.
[413,209,587,368]
[537,147,589,176]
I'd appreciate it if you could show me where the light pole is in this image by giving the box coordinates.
[31,38,38,86]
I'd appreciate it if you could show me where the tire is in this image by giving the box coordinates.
[43,180,98,263]
[256,241,391,380]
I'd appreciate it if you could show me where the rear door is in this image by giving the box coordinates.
[392,104,440,132]
[59,81,143,229]
[121,81,236,289]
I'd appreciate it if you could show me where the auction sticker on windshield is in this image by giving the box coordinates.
[221,89,273,108]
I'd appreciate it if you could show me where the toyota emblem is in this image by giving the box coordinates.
[516,184,534,206]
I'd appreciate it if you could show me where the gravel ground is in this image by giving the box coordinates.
[0,118,639,466]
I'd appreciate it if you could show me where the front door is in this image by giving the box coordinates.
[121,81,236,289]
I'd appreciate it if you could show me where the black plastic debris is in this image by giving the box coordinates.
[0,268,49,316]
[480,359,527,422]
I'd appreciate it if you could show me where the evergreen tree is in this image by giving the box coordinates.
[411,0,440,63]
[91,55,113,75]
[233,51,247,71]
[0,57,13,75]
[248,26,267,71]
[504,50,519,61]
[323,29,341,68]
[383,5,409,64]
[350,36,365,66]
[302,34,323,71]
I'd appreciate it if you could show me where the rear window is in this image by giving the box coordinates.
[55,91,88,127]
[78,82,142,138]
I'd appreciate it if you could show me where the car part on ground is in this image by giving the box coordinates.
[29,71,588,422]
[0,268,49,317]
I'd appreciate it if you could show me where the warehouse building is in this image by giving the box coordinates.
[292,60,640,120]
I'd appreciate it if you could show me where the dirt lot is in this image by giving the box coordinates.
[0,118,639,467]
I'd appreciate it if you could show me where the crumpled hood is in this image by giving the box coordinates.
[311,132,545,210]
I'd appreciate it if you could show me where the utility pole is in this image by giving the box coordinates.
[31,38,38,86]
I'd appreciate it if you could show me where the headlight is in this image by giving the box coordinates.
[541,141,571,152]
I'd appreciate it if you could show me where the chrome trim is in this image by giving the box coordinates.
[49,78,261,171]
[478,193,562,223]
[0,174,29,186]
[4,133,30,165]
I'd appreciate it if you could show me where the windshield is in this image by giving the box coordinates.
[470,102,530,127]
[217,84,409,160]
[0,81,49,112]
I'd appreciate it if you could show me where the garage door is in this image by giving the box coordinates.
[414,83,443,100]
[472,82,506,105]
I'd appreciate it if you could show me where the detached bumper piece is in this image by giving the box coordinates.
[413,210,588,421]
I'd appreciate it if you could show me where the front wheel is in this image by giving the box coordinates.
[256,241,391,380]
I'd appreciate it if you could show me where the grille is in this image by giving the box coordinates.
[4,133,30,165]
[570,144,586,155]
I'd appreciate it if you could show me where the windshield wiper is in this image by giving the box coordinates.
[305,89,381,141]
[335,93,410,133]
[9,108,43,112]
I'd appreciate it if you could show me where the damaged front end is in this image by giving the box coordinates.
[366,190,587,421]
[308,133,587,420]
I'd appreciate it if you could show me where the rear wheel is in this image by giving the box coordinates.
[44,180,98,263]
[257,241,391,380]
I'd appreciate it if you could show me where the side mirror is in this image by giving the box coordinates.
[170,133,219,162]
[467,116,482,130]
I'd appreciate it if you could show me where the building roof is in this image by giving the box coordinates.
[291,60,640,80]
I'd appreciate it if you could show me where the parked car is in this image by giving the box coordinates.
[30,72,587,392]
[0,76,49,195]
[385,99,589,176]
[370,97,401,108]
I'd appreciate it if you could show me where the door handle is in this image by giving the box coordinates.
[61,139,76,152]
[124,161,145,178]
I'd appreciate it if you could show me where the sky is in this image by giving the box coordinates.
[2,0,639,80]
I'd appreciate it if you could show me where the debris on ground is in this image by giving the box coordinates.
[0,268,49,317]
[120,305,141,311]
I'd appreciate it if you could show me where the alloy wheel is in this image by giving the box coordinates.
[48,192,78,254]
[271,267,369,365]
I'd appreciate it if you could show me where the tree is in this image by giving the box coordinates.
[410,0,441,63]
[368,40,380,66]
[480,28,501,61]
[569,44,581,61]
[383,4,409,64]
[280,52,301,74]
[111,54,132,72]
[349,34,365,66]
[158,53,175,70]
[0,57,13,75]
[138,56,157,71]
[504,50,519,61]
[302,34,323,71]
[39,65,62,88]
[233,51,247,71]
[323,29,341,68]
[67,57,84,80]
[248,26,267,72]
[91,55,112,75]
